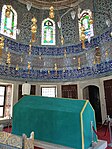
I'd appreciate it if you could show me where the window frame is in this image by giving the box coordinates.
[41,86,57,98]
[0,85,6,118]
[1,5,17,39]
[41,18,56,45]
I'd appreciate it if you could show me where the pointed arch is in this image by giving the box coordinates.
[41,18,55,45]
[79,9,94,40]
[1,5,17,39]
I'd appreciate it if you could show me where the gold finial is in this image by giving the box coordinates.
[31,17,37,42]
[49,6,54,19]
[28,61,31,70]
[95,47,101,64]
[105,50,108,57]
[64,49,67,58]
[7,52,11,66]
[28,41,32,55]
[78,57,81,70]
[89,18,93,24]
[61,36,64,45]
[93,59,96,65]
[48,70,50,75]
[16,64,19,70]
[0,36,4,62]
[80,26,86,49]
[5,5,11,18]
[63,68,65,73]
[0,36,4,49]
[54,63,58,76]
[54,63,57,71]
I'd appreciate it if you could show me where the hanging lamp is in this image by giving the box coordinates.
[31,17,37,42]
[49,6,54,19]
[0,36,4,60]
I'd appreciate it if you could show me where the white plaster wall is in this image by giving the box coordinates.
[0,75,112,124]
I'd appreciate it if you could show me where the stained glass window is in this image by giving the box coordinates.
[41,18,55,45]
[79,9,94,41]
[1,5,17,39]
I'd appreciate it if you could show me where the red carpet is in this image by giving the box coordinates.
[34,147,43,149]
[97,125,112,149]
[3,125,112,149]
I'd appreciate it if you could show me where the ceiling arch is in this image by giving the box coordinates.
[18,0,84,10]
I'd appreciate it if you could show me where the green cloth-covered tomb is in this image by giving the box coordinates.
[12,96,97,149]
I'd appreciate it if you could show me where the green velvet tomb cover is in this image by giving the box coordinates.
[12,96,97,149]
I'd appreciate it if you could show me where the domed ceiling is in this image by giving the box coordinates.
[18,0,82,9]
[0,0,111,82]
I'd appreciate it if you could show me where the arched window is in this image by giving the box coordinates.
[41,18,55,45]
[79,9,94,41]
[1,5,17,39]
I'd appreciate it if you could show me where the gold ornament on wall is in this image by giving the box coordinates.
[63,68,66,73]
[31,17,37,43]
[93,59,96,65]
[28,62,31,70]
[105,49,108,58]
[28,41,32,55]
[49,6,54,19]
[5,5,11,18]
[7,52,11,66]
[54,63,58,75]
[95,47,101,64]
[28,61,31,74]
[48,70,50,74]
[0,36,4,59]
[64,48,67,58]
[78,57,81,70]
[61,36,64,45]
[16,64,19,70]
[80,26,86,49]
[48,70,50,77]
[89,17,93,24]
